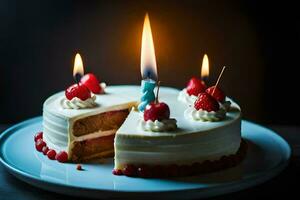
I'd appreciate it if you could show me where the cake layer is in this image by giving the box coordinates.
[71,133,115,162]
[73,109,129,136]
[42,86,139,153]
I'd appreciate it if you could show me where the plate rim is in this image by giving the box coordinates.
[0,116,292,197]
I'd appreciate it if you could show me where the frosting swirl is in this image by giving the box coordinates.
[184,106,226,122]
[177,89,197,105]
[61,95,97,109]
[140,119,177,132]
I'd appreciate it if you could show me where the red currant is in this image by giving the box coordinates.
[55,151,68,163]
[47,149,56,160]
[35,139,46,152]
[34,132,43,142]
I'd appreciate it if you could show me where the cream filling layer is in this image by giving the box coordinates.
[75,129,116,141]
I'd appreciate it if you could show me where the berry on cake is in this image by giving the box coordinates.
[178,54,208,104]
[184,66,233,121]
[140,82,177,132]
[36,14,246,178]
[61,53,105,110]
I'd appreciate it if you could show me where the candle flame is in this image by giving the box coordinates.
[141,13,158,80]
[73,53,84,78]
[201,54,209,78]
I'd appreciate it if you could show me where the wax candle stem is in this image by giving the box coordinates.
[155,81,161,104]
[138,79,156,112]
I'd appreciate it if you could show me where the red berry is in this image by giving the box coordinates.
[206,86,225,102]
[186,77,207,96]
[47,149,56,160]
[144,102,170,122]
[35,139,46,152]
[122,165,137,177]
[80,73,103,94]
[137,165,152,178]
[34,132,43,142]
[55,151,68,163]
[65,83,91,101]
[194,92,220,112]
[76,164,83,170]
[42,146,49,155]
[112,169,123,175]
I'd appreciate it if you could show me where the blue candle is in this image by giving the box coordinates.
[138,79,156,111]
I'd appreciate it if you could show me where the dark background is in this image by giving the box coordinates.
[1,0,299,125]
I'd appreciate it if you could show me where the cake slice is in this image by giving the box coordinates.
[43,86,138,162]
[113,87,244,177]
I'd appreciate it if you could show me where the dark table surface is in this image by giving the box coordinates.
[0,123,299,200]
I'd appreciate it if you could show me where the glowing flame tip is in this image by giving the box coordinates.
[140,13,158,80]
[201,54,209,78]
[73,53,84,78]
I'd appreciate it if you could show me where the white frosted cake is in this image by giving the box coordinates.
[42,86,137,162]
[40,85,245,177]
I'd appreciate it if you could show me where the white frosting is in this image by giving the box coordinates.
[100,82,107,93]
[61,95,97,109]
[115,90,241,168]
[177,89,197,105]
[140,119,177,132]
[42,86,141,152]
[115,108,241,168]
[42,86,241,166]
[184,106,226,122]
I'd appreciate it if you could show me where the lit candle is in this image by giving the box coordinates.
[138,13,158,112]
[201,54,209,83]
[73,53,84,83]
[65,53,91,101]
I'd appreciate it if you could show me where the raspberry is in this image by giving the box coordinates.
[194,92,219,112]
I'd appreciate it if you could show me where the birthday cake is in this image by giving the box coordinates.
[36,78,246,177]
[33,14,246,178]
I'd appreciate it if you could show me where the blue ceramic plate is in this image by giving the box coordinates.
[0,117,291,199]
